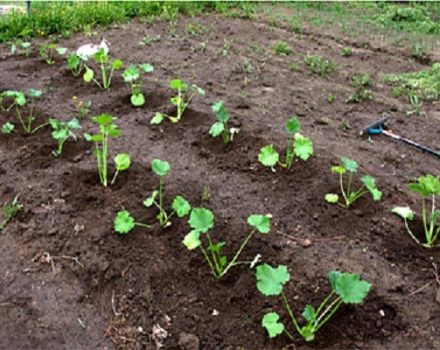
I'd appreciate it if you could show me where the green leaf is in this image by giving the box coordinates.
[285,116,301,134]
[392,206,414,220]
[56,47,67,55]
[27,88,42,98]
[331,165,346,175]
[188,208,214,233]
[139,63,154,73]
[207,241,225,254]
[84,67,94,82]
[114,210,135,234]
[258,145,279,168]
[183,230,201,250]
[325,193,339,203]
[302,305,316,323]
[106,124,120,138]
[114,153,131,171]
[170,79,186,90]
[255,263,290,296]
[194,86,205,96]
[151,159,170,177]
[333,272,372,304]
[212,101,229,123]
[408,175,440,197]
[341,157,358,173]
[67,53,80,69]
[111,59,123,70]
[93,113,114,126]
[151,112,164,125]
[67,118,81,130]
[247,214,271,234]
[1,122,15,134]
[143,190,158,207]
[172,196,191,218]
[123,64,140,82]
[52,129,68,141]
[209,122,225,137]
[131,92,145,107]
[294,134,313,161]
[328,271,342,290]
[262,312,284,338]
[361,175,382,201]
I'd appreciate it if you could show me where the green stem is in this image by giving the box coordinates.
[315,298,343,332]
[315,291,334,316]
[30,122,48,134]
[339,174,348,207]
[206,232,221,274]
[110,170,119,186]
[427,195,435,245]
[281,292,302,335]
[15,105,28,133]
[219,229,255,278]
[199,244,218,278]
[422,198,428,242]
[158,177,164,225]
[135,222,151,229]
[347,172,353,199]
[404,217,421,245]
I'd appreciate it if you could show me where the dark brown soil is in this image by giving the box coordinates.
[1,9,440,350]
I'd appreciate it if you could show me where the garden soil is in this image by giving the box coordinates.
[0,11,439,350]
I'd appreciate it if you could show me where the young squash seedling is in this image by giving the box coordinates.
[209,101,239,144]
[49,118,81,156]
[114,210,151,234]
[0,89,45,134]
[183,208,271,279]
[122,63,154,107]
[11,40,31,57]
[84,114,130,187]
[143,159,191,228]
[151,79,205,124]
[347,73,373,103]
[304,54,336,76]
[258,117,313,171]
[256,264,371,342]
[83,48,123,90]
[67,52,85,77]
[392,174,440,248]
[39,43,67,64]
[325,157,382,208]
[0,196,23,231]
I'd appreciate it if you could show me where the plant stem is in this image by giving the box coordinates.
[30,122,48,134]
[206,232,221,274]
[315,297,343,332]
[422,198,429,244]
[315,291,334,316]
[339,174,349,207]
[219,229,255,278]
[281,292,302,335]
[135,222,151,229]
[403,217,421,245]
[158,177,164,225]
[15,105,27,133]
[199,244,218,278]
[110,170,119,186]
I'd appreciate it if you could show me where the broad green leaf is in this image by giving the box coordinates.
[56,47,67,55]
[325,193,339,203]
[209,122,225,137]
[207,241,225,254]
[88,134,103,142]
[52,129,68,141]
[285,116,301,134]
[131,92,145,107]
[188,208,214,233]
[408,175,440,197]
[247,214,271,234]
[334,272,372,304]
[139,63,154,73]
[294,134,313,161]
[170,79,186,90]
[183,230,201,250]
[106,124,120,138]
[172,196,191,217]
[67,53,80,69]
[392,206,414,220]
[341,157,358,173]
[212,101,229,123]
[151,159,170,177]
[114,210,135,234]
[151,112,164,125]
[67,118,81,130]
[361,175,382,201]
[262,312,284,338]
[84,68,94,82]
[1,122,15,134]
[93,113,114,126]
[14,92,26,106]
[114,153,131,171]
[111,59,123,70]
[255,263,290,296]
[27,88,42,98]
[329,271,342,290]
[258,145,279,167]
[302,305,316,323]
[123,64,140,82]
[331,165,346,175]
[143,190,158,207]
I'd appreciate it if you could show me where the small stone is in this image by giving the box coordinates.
[72,154,83,162]
[299,238,312,248]
[316,117,330,125]
[178,333,200,350]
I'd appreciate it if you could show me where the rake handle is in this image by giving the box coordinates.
[383,130,440,159]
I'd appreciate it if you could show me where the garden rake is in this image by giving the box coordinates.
[360,114,440,159]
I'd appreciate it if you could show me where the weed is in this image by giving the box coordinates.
[304,54,336,76]
[258,117,313,171]
[288,62,299,72]
[392,174,440,247]
[122,63,154,107]
[183,208,271,279]
[327,94,335,104]
[341,47,353,57]
[49,118,81,156]
[139,34,161,47]
[274,41,292,55]
[209,101,239,144]
[325,157,382,208]
[0,196,23,230]
[71,96,91,119]
[256,264,371,342]
[151,79,205,124]
[39,43,67,64]
[347,73,373,103]
[10,39,31,57]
